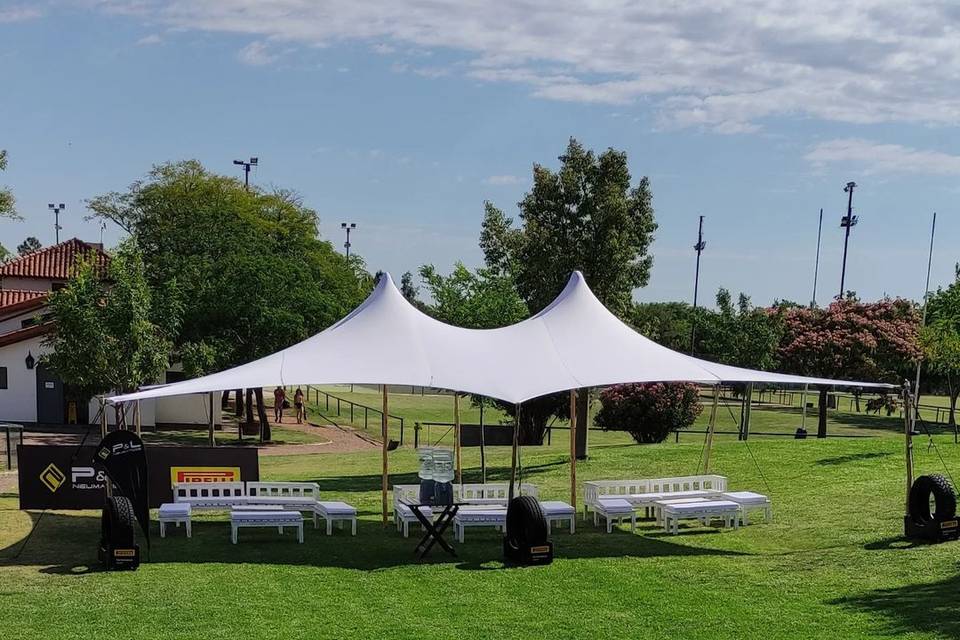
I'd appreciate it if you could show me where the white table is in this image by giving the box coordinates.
[661,500,741,535]
[230,510,304,543]
[312,501,358,536]
[594,498,636,533]
[721,491,772,524]
[540,500,576,534]
[159,502,191,538]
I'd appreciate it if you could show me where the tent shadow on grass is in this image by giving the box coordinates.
[0,510,747,574]
[815,452,892,466]
[832,568,960,639]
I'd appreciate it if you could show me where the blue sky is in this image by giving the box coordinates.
[1,1,958,307]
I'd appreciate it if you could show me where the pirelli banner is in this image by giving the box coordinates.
[18,445,259,510]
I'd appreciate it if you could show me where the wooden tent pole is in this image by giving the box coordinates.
[703,384,720,473]
[453,393,462,484]
[509,403,520,502]
[903,382,914,516]
[208,392,215,446]
[381,384,389,527]
[479,403,487,484]
[135,399,141,437]
[569,389,577,510]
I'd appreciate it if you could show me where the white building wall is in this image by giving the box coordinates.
[0,308,44,334]
[0,335,45,423]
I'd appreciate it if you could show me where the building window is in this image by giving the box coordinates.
[51,282,66,291]
[0,367,7,390]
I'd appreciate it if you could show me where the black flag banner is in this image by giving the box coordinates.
[95,431,150,547]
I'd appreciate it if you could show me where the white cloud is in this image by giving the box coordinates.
[237,40,278,66]
[136,33,163,46]
[483,175,524,185]
[94,1,960,132]
[0,5,42,22]
[805,139,960,176]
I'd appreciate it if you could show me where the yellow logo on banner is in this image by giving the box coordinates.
[170,466,241,485]
[40,463,66,493]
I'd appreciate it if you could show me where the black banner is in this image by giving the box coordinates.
[95,431,150,546]
[18,445,259,510]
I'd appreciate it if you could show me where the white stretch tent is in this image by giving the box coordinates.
[109,271,890,406]
[108,271,893,523]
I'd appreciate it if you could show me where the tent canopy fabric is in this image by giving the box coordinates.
[108,271,893,405]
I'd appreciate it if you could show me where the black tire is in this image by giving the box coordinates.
[506,496,548,547]
[101,496,136,548]
[908,474,957,525]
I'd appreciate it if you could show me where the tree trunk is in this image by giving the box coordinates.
[575,388,589,460]
[254,387,271,442]
[234,389,244,417]
[949,377,957,428]
[854,392,861,413]
[221,390,230,410]
[817,388,828,439]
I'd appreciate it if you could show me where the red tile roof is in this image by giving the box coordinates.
[0,289,47,308]
[0,238,109,280]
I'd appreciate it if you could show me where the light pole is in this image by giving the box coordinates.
[690,215,706,355]
[48,203,65,244]
[838,181,857,298]
[233,157,258,190]
[341,222,356,258]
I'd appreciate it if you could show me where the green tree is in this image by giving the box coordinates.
[0,150,18,219]
[44,245,178,425]
[0,243,9,262]
[922,267,960,425]
[697,288,784,370]
[87,160,370,440]
[400,271,419,303]
[17,236,41,255]
[481,138,658,454]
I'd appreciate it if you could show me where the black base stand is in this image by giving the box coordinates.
[503,537,553,566]
[99,543,141,570]
[904,515,960,543]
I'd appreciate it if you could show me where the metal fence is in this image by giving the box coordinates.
[0,423,24,471]
[302,386,406,444]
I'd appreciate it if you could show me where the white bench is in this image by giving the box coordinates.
[661,500,741,534]
[721,491,772,525]
[230,509,304,543]
[312,501,357,535]
[652,497,712,526]
[174,482,248,510]
[158,502,191,538]
[453,507,507,542]
[584,475,727,518]
[593,498,636,533]
[540,500,576,534]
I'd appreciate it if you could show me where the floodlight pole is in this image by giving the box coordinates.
[48,203,65,244]
[839,182,857,298]
[690,215,706,355]
[913,212,937,417]
[233,157,258,191]
[811,208,823,308]
[341,222,357,258]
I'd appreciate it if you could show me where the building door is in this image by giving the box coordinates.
[36,364,65,425]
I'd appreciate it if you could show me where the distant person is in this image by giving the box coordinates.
[294,387,305,424]
[273,386,286,423]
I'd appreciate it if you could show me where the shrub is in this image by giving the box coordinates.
[595,382,703,444]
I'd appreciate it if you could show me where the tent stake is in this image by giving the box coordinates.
[381,384,389,527]
[703,385,720,473]
[509,403,520,502]
[453,392,462,484]
[569,389,577,510]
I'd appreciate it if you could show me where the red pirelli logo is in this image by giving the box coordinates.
[171,467,242,484]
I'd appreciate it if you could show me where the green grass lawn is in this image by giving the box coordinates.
[140,424,330,447]
[3,423,960,639]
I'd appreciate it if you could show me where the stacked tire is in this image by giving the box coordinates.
[100,496,139,569]
[908,474,957,527]
[504,496,552,564]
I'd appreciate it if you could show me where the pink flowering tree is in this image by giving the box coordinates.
[595,383,703,444]
[779,297,921,436]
